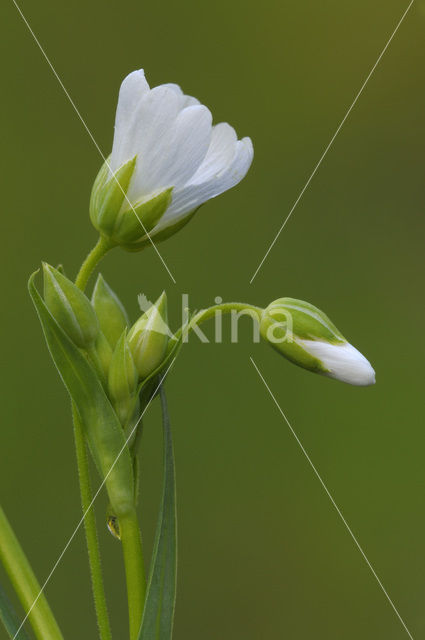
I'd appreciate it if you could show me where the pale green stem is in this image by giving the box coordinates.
[72,407,112,640]
[0,505,64,640]
[73,243,114,640]
[119,510,146,640]
[75,236,114,291]
[190,302,263,329]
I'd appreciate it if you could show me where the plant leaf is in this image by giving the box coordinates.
[0,581,32,640]
[28,272,134,517]
[138,385,177,640]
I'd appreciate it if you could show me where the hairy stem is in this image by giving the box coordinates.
[72,408,112,640]
[120,510,146,640]
[74,249,113,639]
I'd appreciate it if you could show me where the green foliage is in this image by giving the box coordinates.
[0,581,32,640]
[138,386,177,640]
[29,272,135,518]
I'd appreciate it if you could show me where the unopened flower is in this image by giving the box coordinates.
[128,292,169,379]
[90,69,253,249]
[43,263,99,349]
[260,298,375,386]
[108,331,138,426]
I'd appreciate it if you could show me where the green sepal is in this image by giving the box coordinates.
[108,330,138,426]
[89,157,110,225]
[0,580,32,640]
[265,331,328,374]
[92,274,129,349]
[137,385,176,640]
[43,263,99,349]
[93,330,113,380]
[134,317,191,411]
[129,293,169,380]
[261,298,345,344]
[90,157,136,236]
[117,188,173,246]
[29,272,135,517]
[125,209,197,252]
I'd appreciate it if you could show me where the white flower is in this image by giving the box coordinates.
[102,68,253,245]
[295,339,376,386]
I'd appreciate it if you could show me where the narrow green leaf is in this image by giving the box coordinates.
[0,581,32,640]
[28,272,134,517]
[138,385,177,640]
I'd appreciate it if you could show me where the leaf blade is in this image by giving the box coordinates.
[138,385,177,640]
[0,581,32,640]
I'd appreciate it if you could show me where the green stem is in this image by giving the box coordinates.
[75,236,114,291]
[72,407,112,640]
[73,239,115,639]
[120,510,146,640]
[0,505,64,640]
[190,302,263,329]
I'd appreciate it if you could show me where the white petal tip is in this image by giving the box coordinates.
[301,340,376,386]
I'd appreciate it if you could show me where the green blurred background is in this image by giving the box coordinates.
[1,0,425,637]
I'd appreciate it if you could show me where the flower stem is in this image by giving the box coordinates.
[119,509,146,640]
[190,302,263,327]
[75,236,114,291]
[72,407,112,640]
[74,252,113,640]
[0,504,64,640]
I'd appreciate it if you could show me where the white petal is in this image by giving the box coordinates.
[163,83,200,107]
[299,339,376,386]
[128,104,212,199]
[110,70,150,172]
[190,122,237,184]
[155,136,253,229]
[123,86,183,200]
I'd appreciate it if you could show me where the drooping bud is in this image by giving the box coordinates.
[108,331,138,426]
[128,293,169,379]
[89,157,172,248]
[260,298,375,386]
[92,274,129,349]
[43,263,99,349]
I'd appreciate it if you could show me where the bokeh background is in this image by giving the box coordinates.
[1,0,425,638]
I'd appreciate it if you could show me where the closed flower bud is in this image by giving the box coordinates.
[128,292,169,379]
[260,298,375,386]
[43,263,99,349]
[108,331,138,426]
[92,274,129,348]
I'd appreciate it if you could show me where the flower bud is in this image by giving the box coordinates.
[43,263,99,348]
[128,293,169,379]
[260,298,375,386]
[92,274,129,349]
[93,331,113,379]
[108,331,138,425]
[89,157,172,248]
